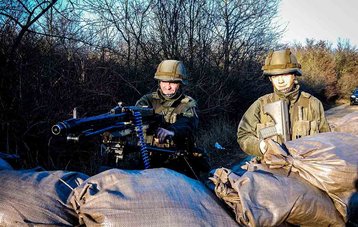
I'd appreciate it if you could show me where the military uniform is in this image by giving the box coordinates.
[135,89,205,178]
[136,89,199,146]
[134,59,208,179]
[237,49,330,157]
[237,85,330,156]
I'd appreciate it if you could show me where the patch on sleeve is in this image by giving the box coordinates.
[183,107,198,118]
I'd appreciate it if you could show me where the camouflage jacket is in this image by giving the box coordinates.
[237,86,331,157]
[135,90,199,144]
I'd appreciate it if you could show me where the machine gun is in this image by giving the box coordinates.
[51,104,200,174]
[52,104,170,169]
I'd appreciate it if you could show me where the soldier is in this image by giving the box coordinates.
[237,49,331,157]
[136,60,206,178]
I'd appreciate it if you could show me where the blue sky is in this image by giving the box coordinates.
[278,0,358,47]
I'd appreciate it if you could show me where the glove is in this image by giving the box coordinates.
[259,139,268,154]
[157,127,175,143]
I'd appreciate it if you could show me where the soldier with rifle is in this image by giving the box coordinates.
[237,49,331,157]
[136,60,207,179]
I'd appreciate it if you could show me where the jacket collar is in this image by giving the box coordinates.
[274,84,300,104]
[157,88,183,107]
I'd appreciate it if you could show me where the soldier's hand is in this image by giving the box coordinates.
[259,139,268,154]
[157,127,175,143]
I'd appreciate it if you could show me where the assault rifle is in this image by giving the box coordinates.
[259,100,290,142]
[51,104,201,176]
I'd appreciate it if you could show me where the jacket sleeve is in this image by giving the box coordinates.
[237,99,262,157]
[168,103,199,140]
[317,100,331,133]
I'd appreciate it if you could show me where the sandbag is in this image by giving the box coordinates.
[0,169,88,226]
[70,168,238,227]
[0,157,13,170]
[262,132,358,220]
[329,111,358,136]
[211,167,345,227]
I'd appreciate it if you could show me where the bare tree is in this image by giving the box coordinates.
[0,0,59,60]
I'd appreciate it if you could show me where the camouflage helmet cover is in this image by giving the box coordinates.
[154,60,188,85]
[262,49,302,76]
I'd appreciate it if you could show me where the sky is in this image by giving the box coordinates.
[278,0,358,47]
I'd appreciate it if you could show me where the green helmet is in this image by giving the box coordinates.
[262,49,302,76]
[154,60,188,85]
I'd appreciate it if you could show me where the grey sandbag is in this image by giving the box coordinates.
[262,132,358,220]
[0,169,89,226]
[211,167,345,227]
[70,168,238,227]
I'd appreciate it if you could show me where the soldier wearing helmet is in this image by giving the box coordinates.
[237,49,330,157]
[136,60,205,177]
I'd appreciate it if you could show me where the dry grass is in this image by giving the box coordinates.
[196,117,247,169]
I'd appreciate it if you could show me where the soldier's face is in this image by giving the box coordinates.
[270,74,296,93]
[160,81,180,95]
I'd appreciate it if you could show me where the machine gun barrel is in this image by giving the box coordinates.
[51,112,128,136]
[51,106,156,139]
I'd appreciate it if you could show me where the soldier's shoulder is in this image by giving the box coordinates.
[300,91,324,106]
[136,92,158,106]
[181,95,197,106]
[138,93,153,101]
[257,93,275,103]
[180,95,198,117]
[177,95,197,112]
[139,92,159,102]
[150,91,160,99]
[301,91,322,102]
[301,91,312,99]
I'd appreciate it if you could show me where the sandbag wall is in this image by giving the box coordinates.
[211,132,358,226]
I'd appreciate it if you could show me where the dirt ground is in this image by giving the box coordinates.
[325,103,358,136]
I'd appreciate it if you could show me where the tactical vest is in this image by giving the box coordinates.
[257,91,320,143]
[149,92,195,124]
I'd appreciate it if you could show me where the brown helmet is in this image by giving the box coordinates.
[262,49,302,76]
[154,60,188,85]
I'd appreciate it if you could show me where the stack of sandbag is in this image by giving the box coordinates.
[262,132,358,220]
[0,169,88,226]
[211,166,345,226]
[211,132,357,226]
[69,168,238,226]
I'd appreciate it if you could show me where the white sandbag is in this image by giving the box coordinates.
[0,169,88,226]
[262,132,358,220]
[70,168,238,227]
[211,167,345,227]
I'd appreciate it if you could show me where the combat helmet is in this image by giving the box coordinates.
[262,49,302,76]
[154,60,188,85]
